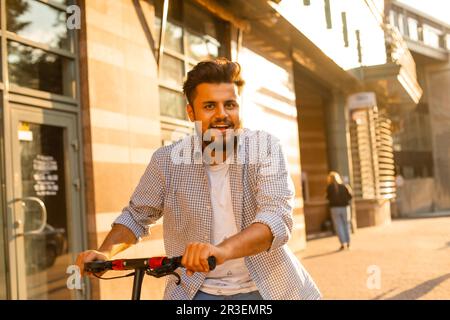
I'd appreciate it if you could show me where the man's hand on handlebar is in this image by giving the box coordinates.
[181,242,227,276]
[76,250,109,276]
[77,241,228,278]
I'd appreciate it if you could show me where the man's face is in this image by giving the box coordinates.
[186,82,241,146]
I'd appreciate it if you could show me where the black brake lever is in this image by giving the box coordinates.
[144,258,183,284]
[146,269,181,285]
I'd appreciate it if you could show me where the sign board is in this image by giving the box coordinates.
[18,122,33,142]
[347,92,377,111]
[33,155,59,196]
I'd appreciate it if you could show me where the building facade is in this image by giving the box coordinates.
[0,0,309,300]
[386,0,450,215]
[0,0,435,300]
[271,0,419,229]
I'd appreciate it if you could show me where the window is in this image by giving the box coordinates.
[159,87,186,119]
[6,0,76,97]
[186,32,220,61]
[407,17,419,41]
[7,0,71,51]
[389,10,397,27]
[423,24,441,48]
[160,53,184,88]
[154,0,228,121]
[397,13,405,35]
[324,0,332,29]
[341,12,349,47]
[163,22,184,53]
[8,41,75,96]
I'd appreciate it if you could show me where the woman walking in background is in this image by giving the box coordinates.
[326,172,353,250]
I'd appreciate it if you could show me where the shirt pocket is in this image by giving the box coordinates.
[164,186,188,234]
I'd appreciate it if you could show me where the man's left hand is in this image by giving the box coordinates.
[181,242,228,276]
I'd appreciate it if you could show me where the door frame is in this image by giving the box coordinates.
[5,104,86,299]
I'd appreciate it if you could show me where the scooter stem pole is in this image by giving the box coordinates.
[131,268,146,300]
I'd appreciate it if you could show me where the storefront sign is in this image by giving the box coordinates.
[18,122,33,142]
[33,155,59,196]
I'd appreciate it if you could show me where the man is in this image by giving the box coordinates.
[76,58,321,300]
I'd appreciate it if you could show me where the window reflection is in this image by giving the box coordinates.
[389,11,397,28]
[8,41,75,96]
[7,0,71,51]
[423,25,441,48]
[186,32,219,61]
[186,32,208,60]
[165,22,183,53]
[397,13,405,35]
[159,87,187,120]
[160,54,184,88]
[154,0,224,121]
[407,18,419,41]
[52,0,69,4]
[184,1,219,40]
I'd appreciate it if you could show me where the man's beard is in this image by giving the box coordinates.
[203,129,237,151]
[202,128,238,164]
[193,119,242,164]
[201,118,239,149]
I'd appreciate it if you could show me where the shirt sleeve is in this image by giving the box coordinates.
[113,150,165,240]
[251,134,295,252]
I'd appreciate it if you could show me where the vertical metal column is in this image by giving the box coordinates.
[131,269,146,300]
[157,0,169,72]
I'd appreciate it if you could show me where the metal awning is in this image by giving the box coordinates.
[225,0,361,91]
[351,62,423,107]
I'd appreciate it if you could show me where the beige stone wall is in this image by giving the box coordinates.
[294,70,331,235]
[82,0,164,299]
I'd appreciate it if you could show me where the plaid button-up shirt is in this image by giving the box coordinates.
[114,129,321,300]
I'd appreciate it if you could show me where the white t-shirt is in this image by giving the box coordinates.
[199,163,258,295]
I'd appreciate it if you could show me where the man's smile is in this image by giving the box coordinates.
[209,123,234,133]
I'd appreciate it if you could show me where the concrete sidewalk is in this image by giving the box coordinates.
[296,216,450,299]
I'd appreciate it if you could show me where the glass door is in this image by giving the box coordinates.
[8,104,84,299]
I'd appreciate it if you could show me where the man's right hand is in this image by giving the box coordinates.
[76,250,109,276]
[76,224,137,276]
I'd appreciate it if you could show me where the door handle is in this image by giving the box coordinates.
[8,197,47,237]
[73,179,80,191]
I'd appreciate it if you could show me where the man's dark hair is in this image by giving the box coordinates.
[183,57,245,106]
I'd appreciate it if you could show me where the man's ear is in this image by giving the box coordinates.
[186,104,195,122]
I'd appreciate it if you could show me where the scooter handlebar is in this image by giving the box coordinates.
[84,255,216,273]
